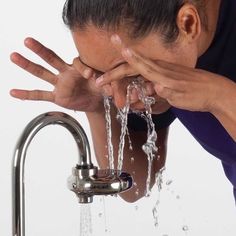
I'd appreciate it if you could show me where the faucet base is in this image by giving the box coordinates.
[68,166,133,203]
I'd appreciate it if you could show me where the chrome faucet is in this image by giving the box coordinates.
[12,112,132,236]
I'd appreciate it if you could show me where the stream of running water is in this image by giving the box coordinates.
[81,77,160,236]
[103,77,158,195]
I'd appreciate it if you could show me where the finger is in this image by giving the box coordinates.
[24,37,68,72]
[101,84,114,97]
[73,57,94,79]
[110,34,180,85]
[111,81,128,108]
[122,48,186,89]
[10,89,54,102]
[130,88,139,103]
[145,82,155,96]
[130,101,146,112]
[10,52,57,85]
[111,34,162,74]
[96,63,138,86]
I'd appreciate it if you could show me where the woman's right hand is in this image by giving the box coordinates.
[10,37,105,112]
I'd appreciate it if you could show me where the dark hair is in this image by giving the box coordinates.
[62,0,206,43]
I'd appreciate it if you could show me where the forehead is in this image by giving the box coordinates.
[72,27,125,72]
[72,25,170,73]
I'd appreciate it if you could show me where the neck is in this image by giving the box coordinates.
[198,0,222,56]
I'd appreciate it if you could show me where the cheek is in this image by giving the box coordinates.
[172,44,198,67]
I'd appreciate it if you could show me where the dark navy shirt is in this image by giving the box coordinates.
[128,0,236,201]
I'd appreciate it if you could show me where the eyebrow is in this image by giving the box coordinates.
[79,57,126,74]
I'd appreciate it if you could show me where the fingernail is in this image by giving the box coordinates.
[122,48,132,58]
[111,34,122,44]
[130,94,136,103]
[96,75,104,85]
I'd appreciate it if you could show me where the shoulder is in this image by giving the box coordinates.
[196,0,236,82]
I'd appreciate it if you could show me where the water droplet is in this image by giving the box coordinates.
[155,200,160,206]
[135,190,139,196]
[98,213,103,217]
[182,225,189,231]
[130,157,135,163]
[135,205,138,210]
[152,207,159,228]
[152,207,158,217]
[176,195,180,199]
[133,182,137,187]
[166,180,173,185]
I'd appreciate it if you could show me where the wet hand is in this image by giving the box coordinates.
[96,34,228,113]
[97,66,170,113]
[10,38,104,112]
[95,65,170,113]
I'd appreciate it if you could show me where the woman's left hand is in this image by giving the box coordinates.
[96,34,231,114]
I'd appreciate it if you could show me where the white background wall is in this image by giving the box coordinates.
[1,0,235,235]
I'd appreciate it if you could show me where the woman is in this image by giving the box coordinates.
[10,0,236,202]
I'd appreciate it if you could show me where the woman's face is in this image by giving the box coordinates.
[71,24,199,111]
[72,25,199,74]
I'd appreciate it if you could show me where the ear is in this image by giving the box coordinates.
[176,4,202,43]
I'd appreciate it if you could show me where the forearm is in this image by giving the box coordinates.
[86,106,169,202]
[212,79,236,142]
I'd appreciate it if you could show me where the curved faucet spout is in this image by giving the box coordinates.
[12,112,92,236]
[12,112,132,236]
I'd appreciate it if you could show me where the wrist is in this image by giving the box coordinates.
[209,78,236,116]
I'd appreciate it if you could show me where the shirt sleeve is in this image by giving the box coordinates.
[127,109,176,132]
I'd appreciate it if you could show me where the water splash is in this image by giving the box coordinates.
[182,225,189,235]
[104,77,158,195]
[132,78,158,196]
[152,167,166,228]
[182,225,189,231]
[98,212,103,217]
[152,200,160,227]
[166,180,173,186]
[130,157,135,163]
